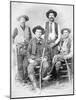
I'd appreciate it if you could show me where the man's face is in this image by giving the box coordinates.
[35,29,42,38]
[49,13,55,22]
[62,30,69,39]
[19,17,26,27]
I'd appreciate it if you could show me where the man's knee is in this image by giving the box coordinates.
[18,64,23,71]
[23,58,29,69]
[43,61,49,69]
[55,61,61,71]
[55,61,61,67]
[27,63,35,75]
[53,55,57,63]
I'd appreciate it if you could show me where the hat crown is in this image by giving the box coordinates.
[61,28,71,34]
[32,25,45,34]
[46,9,57,18]
[17,15,29,21]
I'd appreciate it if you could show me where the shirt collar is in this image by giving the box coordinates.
[35,35,41,41]
[20,25,26,31]
[63,37,69,42]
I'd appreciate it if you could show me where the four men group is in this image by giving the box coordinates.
[13,9,73,90]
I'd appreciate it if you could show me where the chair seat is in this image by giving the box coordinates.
[60,70,68,72]
[36,66,40,69]
[59,75,69,77]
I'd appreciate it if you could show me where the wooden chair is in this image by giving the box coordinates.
[58,58,72,81]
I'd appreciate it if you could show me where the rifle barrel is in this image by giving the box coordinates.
[39,48,45,90]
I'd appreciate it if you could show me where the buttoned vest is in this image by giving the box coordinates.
[14,25,30,45]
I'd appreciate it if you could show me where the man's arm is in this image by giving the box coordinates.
[44,22,48,40]
[27,40,32,58]
[27,39,35,58]
[28,27,32,40]
[27,40,37,63]
[12,28,18,43]
[55,24,61,45]
[64,39,73,59]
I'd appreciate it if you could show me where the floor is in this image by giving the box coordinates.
[11,65,73,98]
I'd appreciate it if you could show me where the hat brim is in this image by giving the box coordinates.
[46,10,57,18]
[32,26,45,35]
[61,28,71,34]
[17,15,29,21]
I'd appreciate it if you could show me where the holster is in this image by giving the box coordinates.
[16,43,28,56]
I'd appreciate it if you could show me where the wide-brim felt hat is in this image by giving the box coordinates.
[17,15,29,21]
[46,9,57,18]
[32,25,45,35]
[61,28,71,34]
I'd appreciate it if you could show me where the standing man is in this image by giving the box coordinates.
[44,9,61,61]
[13,15,32,82]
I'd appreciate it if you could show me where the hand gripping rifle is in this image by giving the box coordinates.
[39,39,49,90]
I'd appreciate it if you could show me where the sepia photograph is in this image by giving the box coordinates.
[10,1,74,99]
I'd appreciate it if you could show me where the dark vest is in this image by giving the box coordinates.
[31,38,43,57]
[45,21,58,41]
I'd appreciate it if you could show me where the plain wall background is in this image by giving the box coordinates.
[11,2,73,37]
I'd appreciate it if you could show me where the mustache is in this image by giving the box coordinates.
[49,17,54,19]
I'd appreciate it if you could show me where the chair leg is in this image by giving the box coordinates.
[64,60,71,81]
[67,65,71,81]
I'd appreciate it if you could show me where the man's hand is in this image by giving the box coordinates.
[30,55,36,59]
[58,46,61,51]
[50,43,55,48]
[41,56,47,62]
[12,44,16,54]
[64,55,69,59]
[28,58,35,63]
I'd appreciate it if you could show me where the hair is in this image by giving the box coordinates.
[61,28,71,34]
[32,25,45,34]
[46,9,57,18]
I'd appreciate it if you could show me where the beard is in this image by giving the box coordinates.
[49,17,54,22]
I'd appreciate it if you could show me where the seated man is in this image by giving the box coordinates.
[27,25,49,91]
[43,28,73,80]
[53,28,73,72]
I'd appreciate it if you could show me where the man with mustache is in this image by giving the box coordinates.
[43,9,61,80]
[13,15,32,82]
[44,9,61,58]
